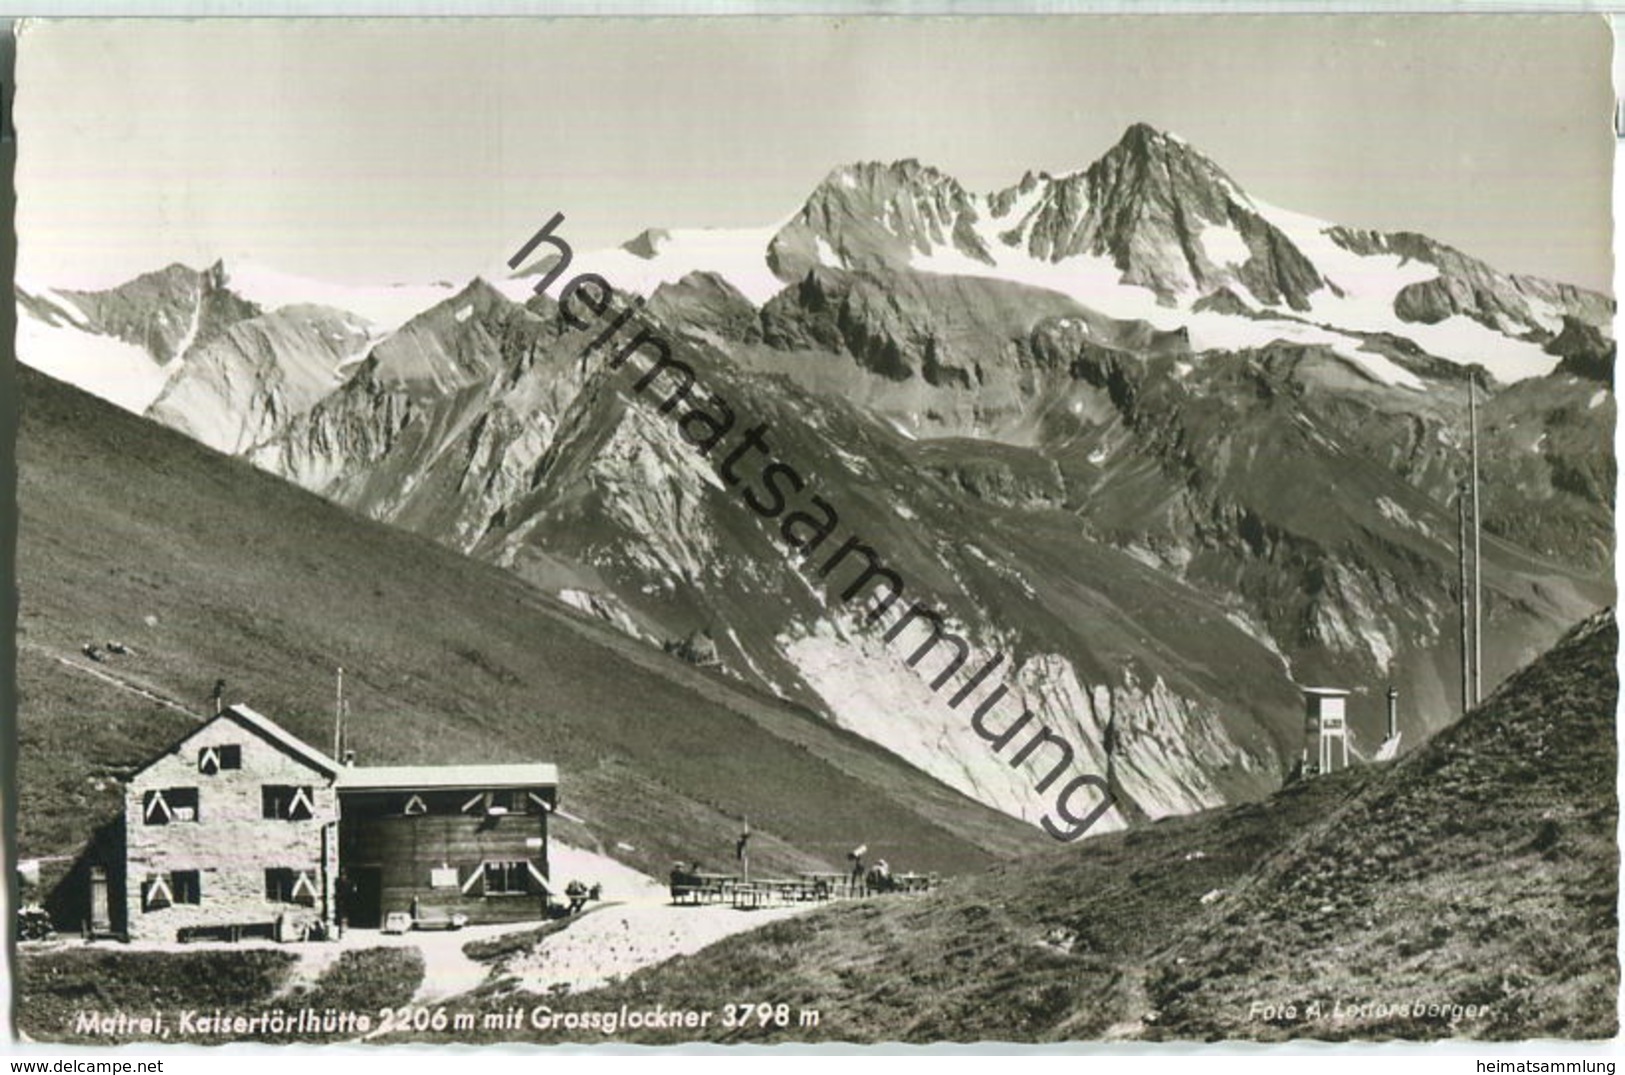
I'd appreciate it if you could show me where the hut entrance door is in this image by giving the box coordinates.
[88,866,111,934]
[350,867,383,929]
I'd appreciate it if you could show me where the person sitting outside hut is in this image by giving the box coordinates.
[669,862,691,903]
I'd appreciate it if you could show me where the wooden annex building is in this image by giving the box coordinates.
[120,704,558,942]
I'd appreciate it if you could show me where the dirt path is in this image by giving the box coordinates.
[345,920,542,1003]
[23,643,204,719]
[1096,963,1153,1040]
[499,895,816,996]
[273,942,347,999]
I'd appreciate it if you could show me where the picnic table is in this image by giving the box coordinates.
[694,872,738,902]
[728,878,802,909]
[727,875,845,909]
[892,872,936,893]
[674,867,933,908]
[799,872,847,900]
[670,871,740,905]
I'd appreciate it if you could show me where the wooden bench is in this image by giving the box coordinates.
[177,921,277,944]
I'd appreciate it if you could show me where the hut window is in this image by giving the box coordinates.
[171,870,201,905]
[462,790,535,816]
[171,870,199,902]
[262,785,316,821]
[144,870,200,909]
[501,789,537,814]
[197,745,242,774]
[483,861,528,896]
[143,787,199,824]
[141,875,173,911]
[265,868,318,906]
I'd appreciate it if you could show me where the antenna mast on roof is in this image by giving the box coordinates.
[333,667,345,760]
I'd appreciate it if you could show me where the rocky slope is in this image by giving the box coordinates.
[236,266,1609,835]
[146,303,373,453]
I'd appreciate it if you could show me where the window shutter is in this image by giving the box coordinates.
[403,794,427,816]
[198,747,220,774]
[460,866,484,895]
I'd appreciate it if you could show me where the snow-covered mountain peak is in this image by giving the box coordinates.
[765,157,994,280]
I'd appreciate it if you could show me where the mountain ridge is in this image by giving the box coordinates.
[16,120,1614,843]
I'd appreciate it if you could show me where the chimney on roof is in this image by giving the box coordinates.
[342,750,357,768]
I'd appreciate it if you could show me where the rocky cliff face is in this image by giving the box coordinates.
[147,304,372,454]
[55,261,260,367]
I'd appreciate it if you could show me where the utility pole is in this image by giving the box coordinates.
[1468,373,1483,707]
[1457,481,1472,717]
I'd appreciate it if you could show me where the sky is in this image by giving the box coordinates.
[15,15,1616,292]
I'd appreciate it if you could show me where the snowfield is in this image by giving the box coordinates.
[498,224,789,308]
[1250,199,1561,381]
[17,306,174,412]
[221,258,460,333]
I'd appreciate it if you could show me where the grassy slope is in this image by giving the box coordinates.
[15,367,1042,886]
[1150,609,1619,1041]
[467,611,1614,1044]
[390,767,1381,1044]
